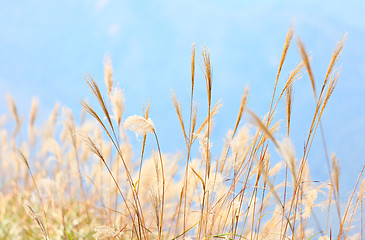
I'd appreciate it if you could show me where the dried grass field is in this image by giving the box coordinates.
[0,25,363,239]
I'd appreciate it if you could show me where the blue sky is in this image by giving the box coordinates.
[1,1,365,192]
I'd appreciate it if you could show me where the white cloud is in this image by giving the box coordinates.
[95,0,111,12]
[107,22,120,36]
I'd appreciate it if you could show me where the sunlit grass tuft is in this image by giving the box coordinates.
[0,25,363,240]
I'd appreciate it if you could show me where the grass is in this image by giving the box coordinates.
[0,24,363,239]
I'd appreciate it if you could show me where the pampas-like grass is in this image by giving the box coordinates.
[124,115,155,137]
[1,24,363,240]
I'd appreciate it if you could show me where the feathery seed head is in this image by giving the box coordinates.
[29,97,39,127]
[111,87,125,125]
[278,137,297,179]
[124,115,155,138]
[303,189,318,219]
[104,54,113,96]
[94,225,117,240]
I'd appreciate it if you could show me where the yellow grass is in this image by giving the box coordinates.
[0,25,363,240]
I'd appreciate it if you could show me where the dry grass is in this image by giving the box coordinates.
[0,25,363,240]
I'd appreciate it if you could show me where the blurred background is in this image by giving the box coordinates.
[0,1,364,194]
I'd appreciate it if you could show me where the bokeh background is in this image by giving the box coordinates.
[0,1,364,194]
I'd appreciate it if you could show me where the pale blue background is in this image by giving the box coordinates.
[0,1,364,194]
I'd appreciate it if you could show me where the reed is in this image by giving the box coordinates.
[0,24,362,240]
